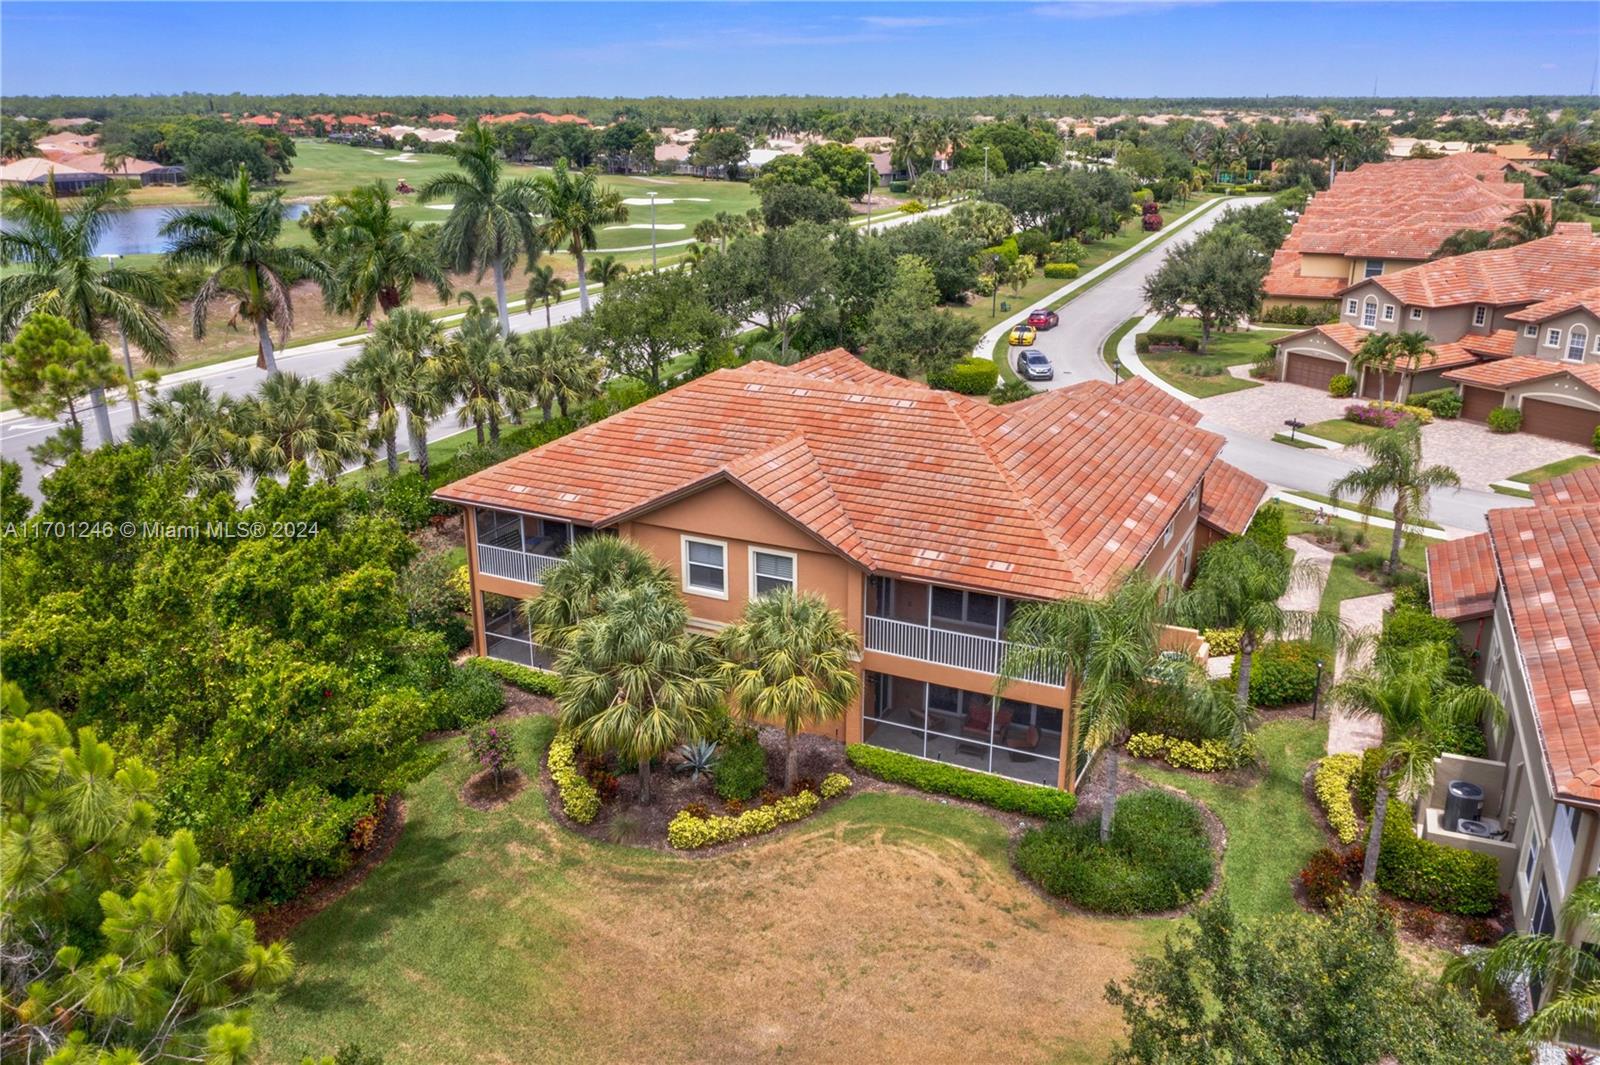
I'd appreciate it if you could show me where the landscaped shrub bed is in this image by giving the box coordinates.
[666,774,852,849]
[1125,732,1257,773]
[845,744,1077,820]
[929,357,1000,395]
[1344,401,1431,429]
[1230,640,1322,706]
[714,727,768,801]
[1327,373,1356,398]
[1014,790,1213,914]
[1314,753,1362,844]
[427,660,507,731]
[1043,262,1080,279]
[1410,387,1462,419]
[1486,406,1522,433]
[476,657,562,697]
[1258,303,1336,326]
[1200,627,1242,655]
[548,731,600,824]
[1377,801,1499,916]
[1134,329,1201,355]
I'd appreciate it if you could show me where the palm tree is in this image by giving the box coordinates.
[366,307,447,480]
[523,264,566,329]
[323,180,450,323]
[335,333,410,475]
[511,330,602,421]
[531,161,628,315]
[418,120,541,337]
[125,381,241,496]
[557,581,725,803]
[693,218,724,252]
[1532,118,1590,165]
[439,306,521,444]
[1001,570,1178,843]
[1330,419,1461,574]
[1178,537,1342,708]
[1351,330,1430,405]
[1445,876,1600,1039]
[1330,643,1502,885]
[718,590,859,792]
[1431,228,1495,259]
[1494,202,1556,247]
[1,182,175,436]
[525,535,676,654]
[234,372,363,483]
[586,254,627,288]
[161,166,329,376]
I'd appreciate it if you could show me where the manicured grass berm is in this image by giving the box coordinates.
[845,744,1077,819]
[1014,790,1213,915]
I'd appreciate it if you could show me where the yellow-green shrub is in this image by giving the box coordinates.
[1200,627,1242,656]
[667,789,821,849]
[548,731,600,824]
[1371,400,1434,424]
[448,563,472,601]
[1125,732,1257,772]
[820,773,852,799]
[1314,753,1362,844]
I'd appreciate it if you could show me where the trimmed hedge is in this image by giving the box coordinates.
[1200,627,1242,656]
[714,729,768,801]
[1314,753,1363,845]
[477,657,562,697]
[1043,262,1080,279]
[846,743,1076,820]
[1258,303,1336,326]
[1328,374,1356,398]
[1411,387,1462,419]
[1125,732,1257,772]
[548,731,600,824]
[1378,800,1499,916]
[1134,328,1201,355]
[930,357,1000,396]
[427,660,506,731]
[1487,406,1522,433]
[1231,640,1323,706]
[1014,790,1214,914]
[1244,502,1288,553]
[667,788,822,849]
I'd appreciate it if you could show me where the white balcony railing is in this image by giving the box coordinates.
[477,543,563,586]
[864,615,1064,686]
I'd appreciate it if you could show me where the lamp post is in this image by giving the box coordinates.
[102,252,142,423]
[1312,659,1326,720]
[648,190,658,270]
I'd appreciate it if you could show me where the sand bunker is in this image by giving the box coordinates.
[604,222,687,231]
[620,197,711,206]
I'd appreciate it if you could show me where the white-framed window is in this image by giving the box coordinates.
[1546,327,1563,349]
[749,547,796,598]
[1361,297,1378,329]
[1525,324,1539,337]
[1346,298,1359,315]
[1553,804,1581,889]
[1473,305,1488,327]
[681,536,727,598]
[1524,822,1543,889]
[1409,307,1424,321]
[1364,259,1385,278]
[1382,304,1396,322]
[1567,326,1589,362]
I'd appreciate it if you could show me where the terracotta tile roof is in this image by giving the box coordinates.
[1270,321,1368,354]
[1535,464,1600,507]
[1506,284,1600,324]
[1486,499,1600,802]
[1362,231,1600,309]
[1199,461,1268,535]
[1055,377,1203,425]
[435,351,1225,599]
[1262,266,1349,299]
[1426,533,1498,619]
[1444,356,1568,389]
[1459,330,1520,358]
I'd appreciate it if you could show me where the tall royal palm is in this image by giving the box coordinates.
[719,590,859,792]
[324,180,450,323]
[1,183,175,437]
[366,307,448,479]
[161,166,329,376]
[531,160,628,314]
[418,121,542,337]
[1329,419,1460,574]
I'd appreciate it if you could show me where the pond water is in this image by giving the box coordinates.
[1,202,311,257]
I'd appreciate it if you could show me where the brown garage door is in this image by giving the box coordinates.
[1461,386,1503,422]
[1520,398,1600,445]
[1360,370,1407,400]
[1283,352,1343,391]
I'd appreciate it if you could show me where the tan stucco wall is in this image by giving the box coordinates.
[1504,375,1600,412]
[1300,253,1353,279]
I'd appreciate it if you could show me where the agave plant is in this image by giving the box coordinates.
[676,739,721,781]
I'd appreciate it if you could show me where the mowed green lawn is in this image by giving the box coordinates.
[253,714,1164,1065]
[1137,317,1278,399]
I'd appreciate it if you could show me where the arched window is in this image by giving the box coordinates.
[1568,326,1589,362]
[1361,297,1378,329]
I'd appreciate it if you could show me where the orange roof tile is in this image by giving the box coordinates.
[1199,461,1268,535]
[1535,464,1600,507]
[1444,356,1566,388]
[435,351,1225,600]
[1459,330,1520,358]
[1506,284,1600,324]
[1426,533,1497,620]
[1362,231,1600,309]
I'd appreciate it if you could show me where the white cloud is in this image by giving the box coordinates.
[859,15,965,28]
[1029,1,1211,19]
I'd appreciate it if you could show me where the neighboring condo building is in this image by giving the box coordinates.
[435,350,1267,792]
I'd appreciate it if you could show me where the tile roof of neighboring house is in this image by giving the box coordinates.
[1405,340,1490,372]
[340,114,377,126]
[1459,330,1521,358]
[35,131,99,153]
[1485,498,1600,802]
[435,350,1226,600]
[1426,533,1498,619]
[1359,230,1600,309]
[1264,155,1544,300]
[1199,461,1269,535]
[1534,464,1600,507]
[428,113,459,125]
[654,142,692,163]
[1271,321,1367,352]
[1445,356,1600,392]
[1506,284,1600,324]
[240,114,279,127]
[0,157,97,182]
[1272,322,1480,371]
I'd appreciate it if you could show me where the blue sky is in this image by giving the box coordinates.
[3,2,1596,99]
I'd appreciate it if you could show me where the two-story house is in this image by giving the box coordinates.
[1261,153,1546,313]
[435,350,1267,793]
[1269,226,1600,444]
[1424,465,1600,946]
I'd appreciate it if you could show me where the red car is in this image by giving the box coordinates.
[1026,308,1059,330]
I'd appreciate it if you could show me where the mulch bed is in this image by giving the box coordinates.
[252,795,407,944]
[461,766,528,811]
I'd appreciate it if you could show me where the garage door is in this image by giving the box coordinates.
[1461,386,1503,422]
[1283,352,1343,391]
[1360,370,1406,401]
[1520,398,1600,445]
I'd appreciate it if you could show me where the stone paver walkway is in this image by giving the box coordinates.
[1280,535,1335,614]
[1325,591,1391,756]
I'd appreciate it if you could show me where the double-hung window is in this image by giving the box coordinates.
[1553,805,1581,890]
[682,537,727,598]
[1546,327,1563,349]
[1346,298,1359,316]
[1361,298,1378,329]
[750,548,796,598]
[1364,259,1384,278]
[1409,308,1423,321]
[1524,823,1543,890]
[1382,304,1396,322]
[1567,327,1589,363]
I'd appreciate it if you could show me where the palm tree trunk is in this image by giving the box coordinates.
[575,248,591,313]
[785,730,798,793]
[1100,746,1119,843]
[384,426,399,476]
[1388,498,1406,574]
[488,408,500,444]
[410,414,431,480]
[544,300,553,329]
[638,757,652,803]
[86,386,115,447]
[117,323,141,422]
[475,418,485,446]
[256,319,280,375]
[1328,157,1337,188]
[1361,779,1390,886]
[492,259,511,338]
[1236,633,1254,707]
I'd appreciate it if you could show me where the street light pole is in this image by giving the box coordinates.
[648,190,658,270]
